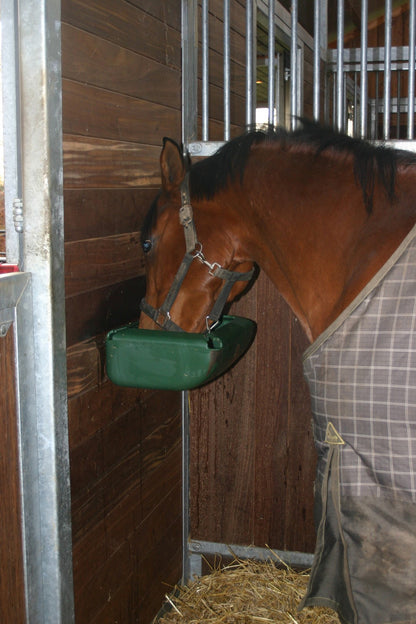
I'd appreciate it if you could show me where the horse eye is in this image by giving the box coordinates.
[142,239,152,254]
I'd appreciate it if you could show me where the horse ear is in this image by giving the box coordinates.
[160,137,186,192]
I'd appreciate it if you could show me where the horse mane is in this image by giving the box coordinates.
[190,119,416,213]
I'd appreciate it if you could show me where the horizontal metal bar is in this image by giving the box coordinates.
[187,141,225,157]
[188,539,314,571]
[327,46,410,65]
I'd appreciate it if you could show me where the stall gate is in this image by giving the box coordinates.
[183,0,416,580]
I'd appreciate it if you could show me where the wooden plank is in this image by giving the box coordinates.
[190,283,258,545]
[62,79,181,145]
[283,314,316,553]
[71,434,181,543]
[65,231,144,298]
[64,188,157,243]
[65,276,145,348]
[61,0,181,68]
[63,135,162,189]
[62,23,181,109]
[67,340,101,399]
[0,329,26,623]
[252,274,292,549]
[68,380,149,447]
[127,0,181,32]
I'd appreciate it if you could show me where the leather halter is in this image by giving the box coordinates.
[140,173,255,332]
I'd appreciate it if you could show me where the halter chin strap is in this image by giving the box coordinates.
[140,173,255,332]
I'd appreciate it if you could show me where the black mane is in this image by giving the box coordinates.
[190,119,416,212]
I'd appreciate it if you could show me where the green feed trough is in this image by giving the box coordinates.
[105,315,257,390]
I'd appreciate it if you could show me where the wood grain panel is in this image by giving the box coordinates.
[190,281,258,545]
[0,329,26,623]
[63,80,180,145]
[65,276,145,347]
[64,188,157,242]
[65,232,144,297]
[61,0,181,68]
[63,135,162,189]
[62,23,181,109]
[190,271,317,554]
[67,340,101,399]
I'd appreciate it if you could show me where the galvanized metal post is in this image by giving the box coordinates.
[2,0,22,267]
[268,0,275,125]
[246,0,256,127]
[384,0,392,140]
[182,0,198,146]
[336,0,345,132]
[360,0,368,138]
[290,0,298,128]
[313,0,321,121]
[408,0,416,139]
[14,0,75,621]
[202,0,209,141]
[224,0,231,139]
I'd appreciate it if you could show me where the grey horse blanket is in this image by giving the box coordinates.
[301,223,416,624]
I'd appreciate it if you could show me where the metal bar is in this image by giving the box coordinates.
[383,0,392,140]
[360,0,368,138]
[313,0,320,121]
[188,540,315,570]
[202,0,209,141]
[336,0,345,132]
[246,0,256,126]
[290,0,298,128]
[408,0,416,139]
[224,0,231,139]
[397,70,401,139]
[268,0,275,125]
[182,0,198,146]
[182,392,191,583]
[18,0,74,620]
[1,0,22,267]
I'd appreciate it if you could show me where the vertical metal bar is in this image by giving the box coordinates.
[290,0,298,128]
[313,0,320,121]
[1,0,22,267]
[182,0,198,146]
[354,72,358,135]
[182,391,191,583]
[246,0,256,126]
[336,0,345,132]
[224,0,231,139]
[383,0,392,140]
[18,0,74,620]
[408,0,415,139]
[360,0,368,138]
[375,71,380,139]
[202,0,209,141]
[397,70,401,139]
[268,0,275,125]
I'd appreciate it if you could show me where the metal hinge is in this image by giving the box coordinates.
[13,198,23,233]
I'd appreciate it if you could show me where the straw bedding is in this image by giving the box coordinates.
[155,554,340,623]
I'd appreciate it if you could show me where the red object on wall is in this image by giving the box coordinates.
[0,264,19,274]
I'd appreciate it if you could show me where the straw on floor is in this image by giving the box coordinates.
[155,553,340,623]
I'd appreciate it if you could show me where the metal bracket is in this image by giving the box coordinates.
[0,321,12,337]
[13,198,23,233]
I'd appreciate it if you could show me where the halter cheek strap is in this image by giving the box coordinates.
[140,173,255,332]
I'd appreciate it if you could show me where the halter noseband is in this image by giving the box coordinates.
[140,173,255,332]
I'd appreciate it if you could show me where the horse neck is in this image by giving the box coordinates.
[238,148,416,342]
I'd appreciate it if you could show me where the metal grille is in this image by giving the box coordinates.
[182,0,416,155]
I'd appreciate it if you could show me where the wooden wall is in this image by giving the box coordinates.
[0,328,26,623]
[189,3,317,555]
[61,1,183,621]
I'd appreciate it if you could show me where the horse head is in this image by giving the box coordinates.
[139,138,256,333]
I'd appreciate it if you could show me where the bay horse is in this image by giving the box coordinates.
[139,121,416,624]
